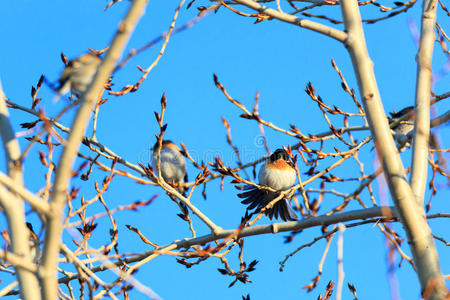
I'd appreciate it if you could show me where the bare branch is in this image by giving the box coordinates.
[0,82,41,300]
[58,206,401,283]
[0,172,50,215]
[340,0,447,298]
[40,1,149,298]
[60,244,119,300]
[410,0,438,205]
[0,82,22,182]
[227,0,347,43]
[336,224,345,300]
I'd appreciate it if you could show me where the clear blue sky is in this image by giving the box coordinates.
[0,0,448,299]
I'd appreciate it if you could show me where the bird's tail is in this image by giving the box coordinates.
[237,185,297,221]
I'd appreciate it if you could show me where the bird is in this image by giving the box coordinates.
[389,106,414,151]
[26,222,41,264]
[237,148,298,222]
[4,222,41,264]
[55,53,102,99]
[151,140,187,193]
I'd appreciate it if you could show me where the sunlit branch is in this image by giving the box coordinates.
[410,0,439,206]
[340,0,447,298]
[0,82,41,300]
[227,0,347,42]
[55,207,450,285]
[40,1,149,299]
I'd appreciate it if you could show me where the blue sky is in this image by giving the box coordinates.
[0,0,449,299]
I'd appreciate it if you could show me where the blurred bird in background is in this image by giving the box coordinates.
[54,52,101,100]
[26,222,41,264]
[3,222,41,264]
[237,148,298,222]
[389,106,415,152]
[387,106,446,167]
[152,140,188,194]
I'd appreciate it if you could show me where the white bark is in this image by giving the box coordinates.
[0,82,41,299]
[410,0,438,205]
[39,1,149,298]
[339,0,446,298]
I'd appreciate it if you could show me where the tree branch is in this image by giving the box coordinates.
[0,82,41,300]
[58,206,399,284]
[0,171,50,216]
[339,0,447,298]
[40,1,149,299]
[228,0,347,43]
[0,82,22,182]
[410,0,438,205]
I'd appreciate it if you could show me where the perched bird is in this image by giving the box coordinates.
[151,140,187,193]
[4,222,41,264]
[237,148,298,222]
[26,222,41,264]
[55,53,101,99]
[389,106,415,151]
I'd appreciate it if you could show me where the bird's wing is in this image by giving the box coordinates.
[238,187,297,221]
[235,184,256,191]
[274,199,297,221]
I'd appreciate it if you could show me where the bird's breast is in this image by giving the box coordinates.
[258,164,296,190]
[151,148,186,183]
